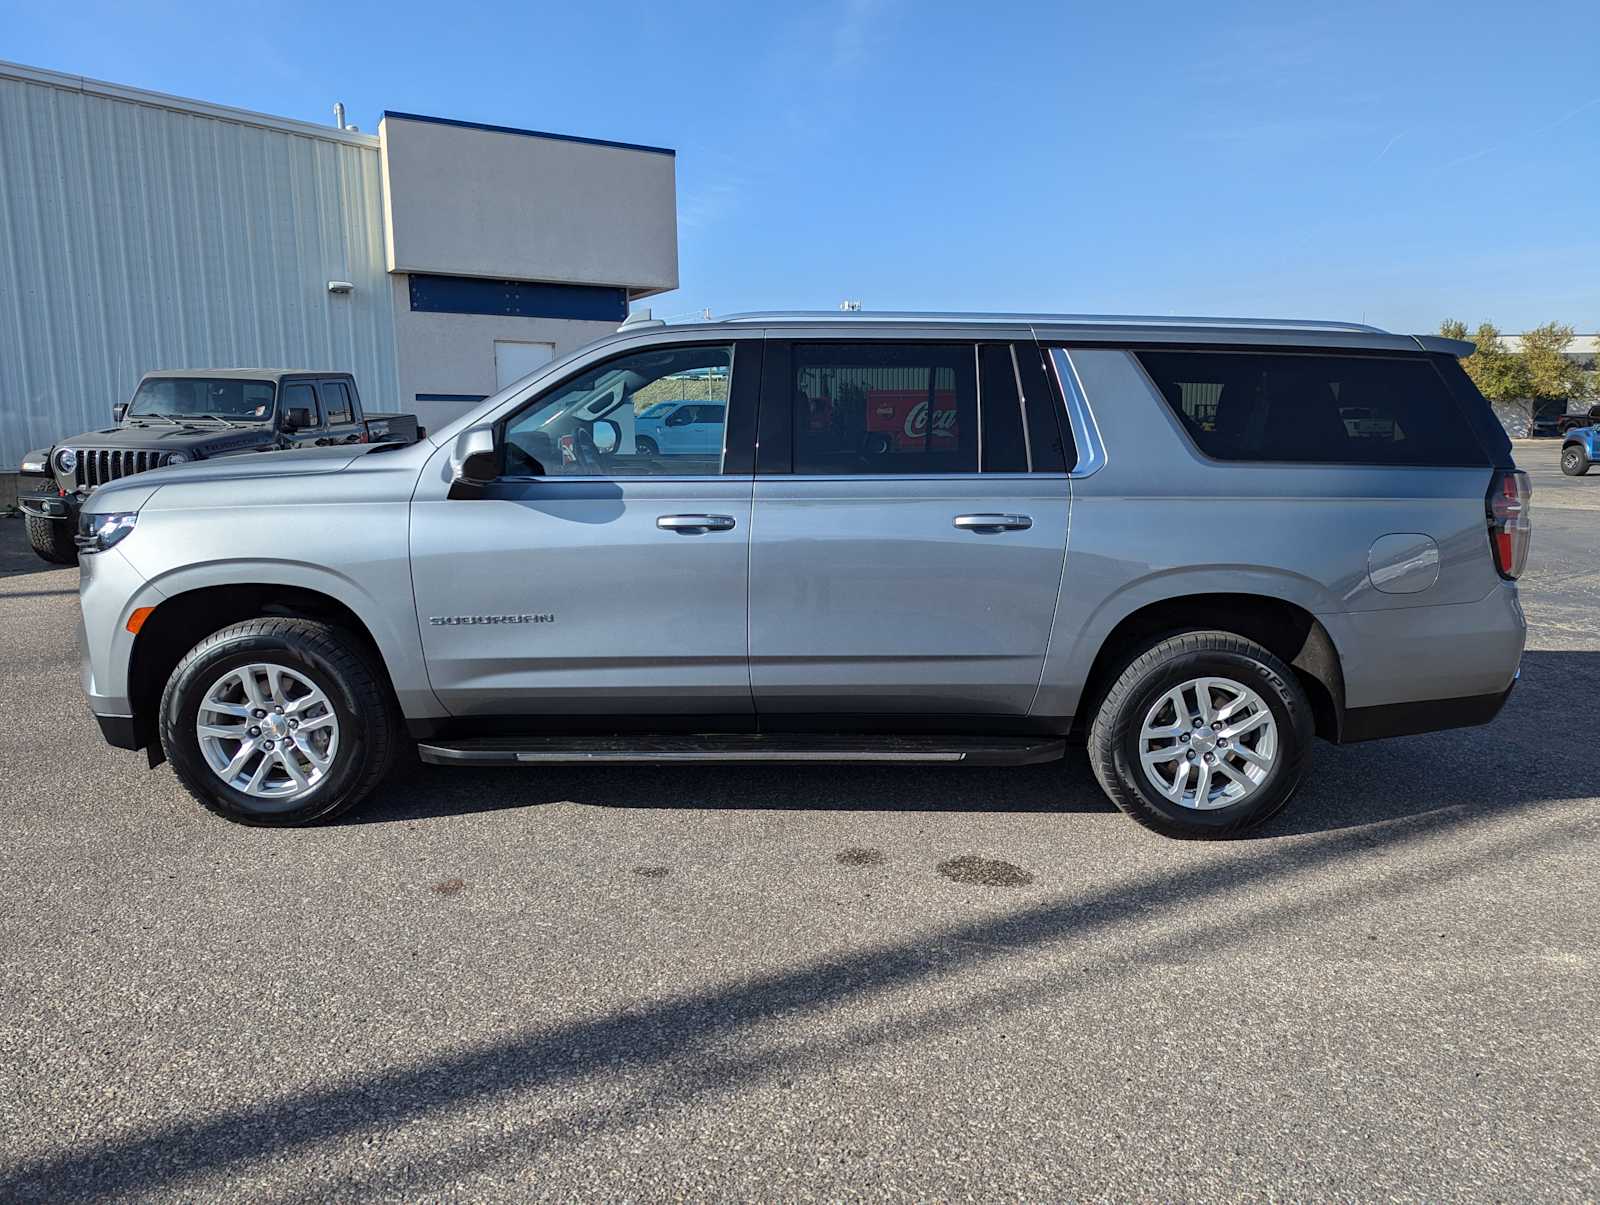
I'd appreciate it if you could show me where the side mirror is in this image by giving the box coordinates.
[449,427,498,499]
[111,402,128,423]
[284,406,313,431]
[592,419,620,455]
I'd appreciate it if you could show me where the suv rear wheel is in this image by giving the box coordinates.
[158,617,401,826]
[1088,631,1313,839]
[1561,444,1590,476]
[25,514,78,565]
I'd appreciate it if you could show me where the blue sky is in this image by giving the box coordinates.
[8,0,1598,332]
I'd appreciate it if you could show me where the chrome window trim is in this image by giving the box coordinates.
[495,474,747,484]
[766,473,1069,484]
[1048,348,1106,479]
[494,473,1071,484]
[1010,343,1034,473]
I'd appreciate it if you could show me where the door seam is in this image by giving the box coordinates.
[1025,479,1072,717]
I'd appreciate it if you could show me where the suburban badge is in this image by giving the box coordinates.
[428,614,555,626]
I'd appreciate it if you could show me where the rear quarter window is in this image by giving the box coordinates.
[1136,350,1490,467]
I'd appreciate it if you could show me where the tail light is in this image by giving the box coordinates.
[1487,469,1532,580]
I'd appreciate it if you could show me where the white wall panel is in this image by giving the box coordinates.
[0,65,398,465]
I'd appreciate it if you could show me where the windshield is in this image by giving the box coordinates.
[129,378,276,420]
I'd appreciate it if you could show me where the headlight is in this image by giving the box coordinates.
[161,451,190,466]
[77,511,138,554]
[56,447,77,474]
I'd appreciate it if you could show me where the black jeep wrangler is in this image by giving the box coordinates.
[18,370,420,564]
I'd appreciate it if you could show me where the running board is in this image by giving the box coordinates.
[417,734,1066,768]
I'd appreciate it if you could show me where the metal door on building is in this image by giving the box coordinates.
[495,341,557,389]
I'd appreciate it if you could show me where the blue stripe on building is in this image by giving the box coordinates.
[408,274,629,322]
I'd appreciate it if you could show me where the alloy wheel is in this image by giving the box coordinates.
[195,662,341,808]
[1137,675,1278,810]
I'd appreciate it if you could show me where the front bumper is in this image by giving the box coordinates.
[17,481,81,522]
[77,541,166,720]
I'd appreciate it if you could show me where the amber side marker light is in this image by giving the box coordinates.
[126,606,155,635]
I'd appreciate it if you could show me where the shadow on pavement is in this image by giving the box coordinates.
[3,734,1590,1199]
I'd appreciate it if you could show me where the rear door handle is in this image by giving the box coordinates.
[953,513,1032,533]
[657,513,737,533]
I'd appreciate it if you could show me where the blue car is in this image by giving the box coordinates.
[1561,426,1600,476]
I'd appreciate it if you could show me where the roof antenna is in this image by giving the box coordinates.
[619,308,666,331]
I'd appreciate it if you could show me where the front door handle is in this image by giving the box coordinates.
[657,513,737,533]
[953,513,1032,533]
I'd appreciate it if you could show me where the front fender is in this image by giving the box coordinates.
[121,556,442,720]
[112,488,442,721]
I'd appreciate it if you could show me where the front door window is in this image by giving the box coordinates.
[503,344,734,476]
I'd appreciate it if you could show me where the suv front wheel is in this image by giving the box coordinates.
[1561,444,1590,476]
[158,617,401,826]
[1088,631,1313,839]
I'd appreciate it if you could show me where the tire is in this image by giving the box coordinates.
[158,617,402,827]
[1087,631,1313,839]
[1561,444,1590,476]
[636,436,659,457]
[25,513,78,565]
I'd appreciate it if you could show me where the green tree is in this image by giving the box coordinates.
[1439,319,1528,403]
[1519,322,1586,403]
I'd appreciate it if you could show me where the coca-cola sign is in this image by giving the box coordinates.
[903,400,958,440]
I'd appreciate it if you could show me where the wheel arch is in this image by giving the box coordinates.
[127,583,397,764]
[1071,592,1346,743]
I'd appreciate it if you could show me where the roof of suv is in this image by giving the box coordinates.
[622,310,1473,357]
[140,369,353,381]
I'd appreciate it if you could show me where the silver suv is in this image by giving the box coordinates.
[75,312,1530,838]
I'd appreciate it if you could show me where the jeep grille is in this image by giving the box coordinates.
[69,448,160,489]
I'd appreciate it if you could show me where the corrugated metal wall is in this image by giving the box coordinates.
[0,69,398,467]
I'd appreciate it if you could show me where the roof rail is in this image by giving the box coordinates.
[711,310,1389,334]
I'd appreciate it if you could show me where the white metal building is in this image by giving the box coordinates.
[0,59,678,467]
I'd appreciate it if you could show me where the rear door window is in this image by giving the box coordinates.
[791,343,978,475]
[319,381,355,425]
[1136,350,1490,466]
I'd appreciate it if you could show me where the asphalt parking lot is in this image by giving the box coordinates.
[1,441,1597,1201]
